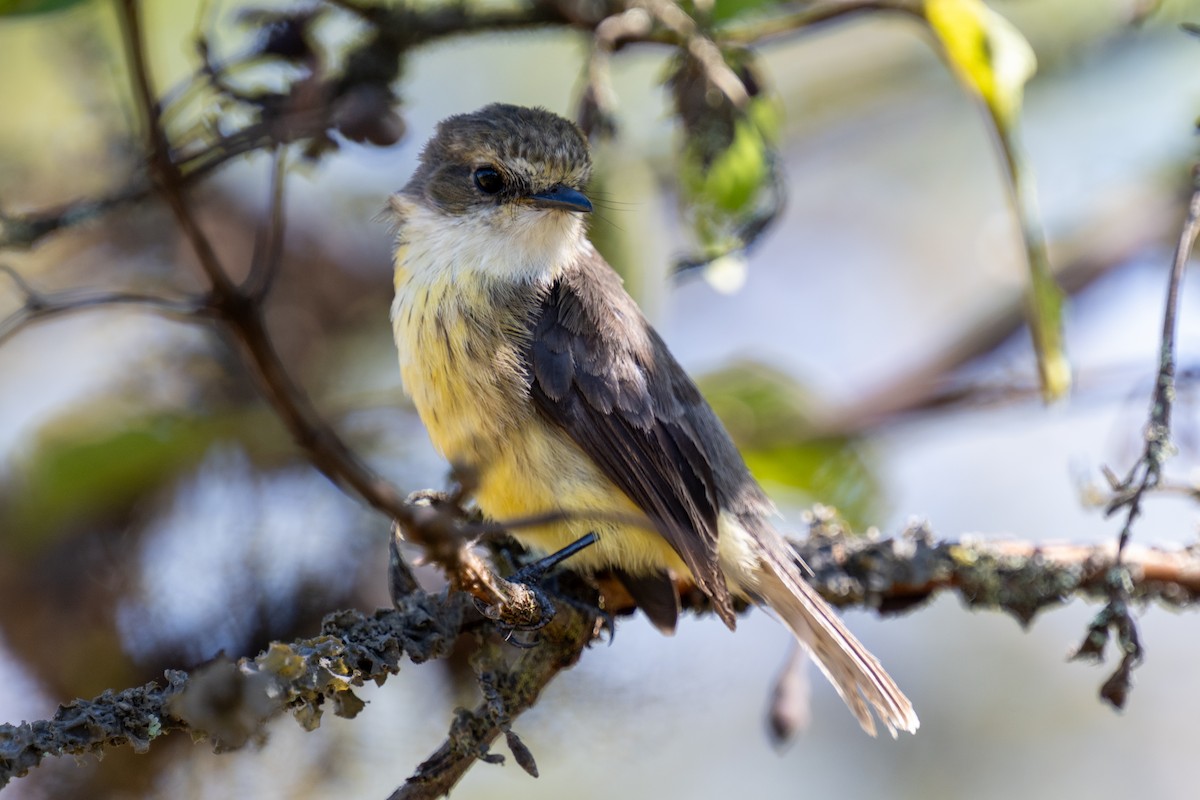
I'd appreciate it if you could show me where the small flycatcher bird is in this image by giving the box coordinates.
[389,104,918,736]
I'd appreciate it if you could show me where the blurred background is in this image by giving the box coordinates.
[5,0,1200,797]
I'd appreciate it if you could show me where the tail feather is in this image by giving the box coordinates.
[754,549,919,737]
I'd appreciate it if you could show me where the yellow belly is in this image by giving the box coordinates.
[476,422,688,576]
[392,263,687,578]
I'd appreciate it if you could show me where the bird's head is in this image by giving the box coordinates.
[391,104,594,280]
[408,103,593,215]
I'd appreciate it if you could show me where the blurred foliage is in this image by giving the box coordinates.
[707,0,777,25]
[698,362,882,528]
[0,409,291,552]
[671,46,784,272]
[0,0,89,17]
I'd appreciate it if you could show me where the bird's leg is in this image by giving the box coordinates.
[509,532,597,584]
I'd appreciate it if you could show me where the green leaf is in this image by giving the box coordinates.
[684,112,770,214]
[697,361,816,446]
[678,95,782,254]
[740,440,881,532]
[697,362,883,529]
[708,0,780,25]
[0,0,91,17]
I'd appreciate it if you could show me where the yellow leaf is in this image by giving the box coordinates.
[925,0,1036,128]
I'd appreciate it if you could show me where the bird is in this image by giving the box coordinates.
[388,103,918,737]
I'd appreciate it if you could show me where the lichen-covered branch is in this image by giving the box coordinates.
[0,591,471,790]
[4,529,1200,794]
[798,522,1200,621]
[388,587,598,800]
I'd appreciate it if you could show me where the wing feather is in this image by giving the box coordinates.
[525,253,736,624]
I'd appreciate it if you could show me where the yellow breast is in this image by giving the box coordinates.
[391,252,688,579]
[392,262,529,466]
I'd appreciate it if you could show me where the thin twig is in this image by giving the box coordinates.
[387,610,594,800]
[243,146,288,301]
[0,264,209,346]
[576,8,653,136]
[1107,174,1200,553]
[120,0,240,299]
[639,0,749,107]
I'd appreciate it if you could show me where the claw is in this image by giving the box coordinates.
[597,608,616,646]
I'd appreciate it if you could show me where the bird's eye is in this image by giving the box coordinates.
[473,167,504,195]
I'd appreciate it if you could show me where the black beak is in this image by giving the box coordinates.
[528,185,593,213]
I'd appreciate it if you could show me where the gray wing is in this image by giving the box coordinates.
[526,251,739,627]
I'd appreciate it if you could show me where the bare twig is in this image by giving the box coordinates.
[243,146,288,301]
[1072,171,1200,708]
[120,0,239,299]
[0,129,274,251]
[1107,175,1200,552]
[0,264,209,346]
[637,0,750,107]
[0,193,143,249]
[576,8,653,136]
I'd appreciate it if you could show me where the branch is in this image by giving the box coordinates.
[5,529,1199,793]
[0,264,210,346]
[113,0,430,533]
[241,145,288,302]
[0,591,473,791]
[0,0,930,253]
[387,593,596,800]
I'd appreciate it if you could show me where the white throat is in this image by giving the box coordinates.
[390,196,588,285]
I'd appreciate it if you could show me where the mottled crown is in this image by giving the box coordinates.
[403,104,592,215]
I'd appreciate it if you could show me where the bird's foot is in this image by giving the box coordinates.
[474,533,612,645]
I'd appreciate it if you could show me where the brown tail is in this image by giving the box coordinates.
[754,547,919,737]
